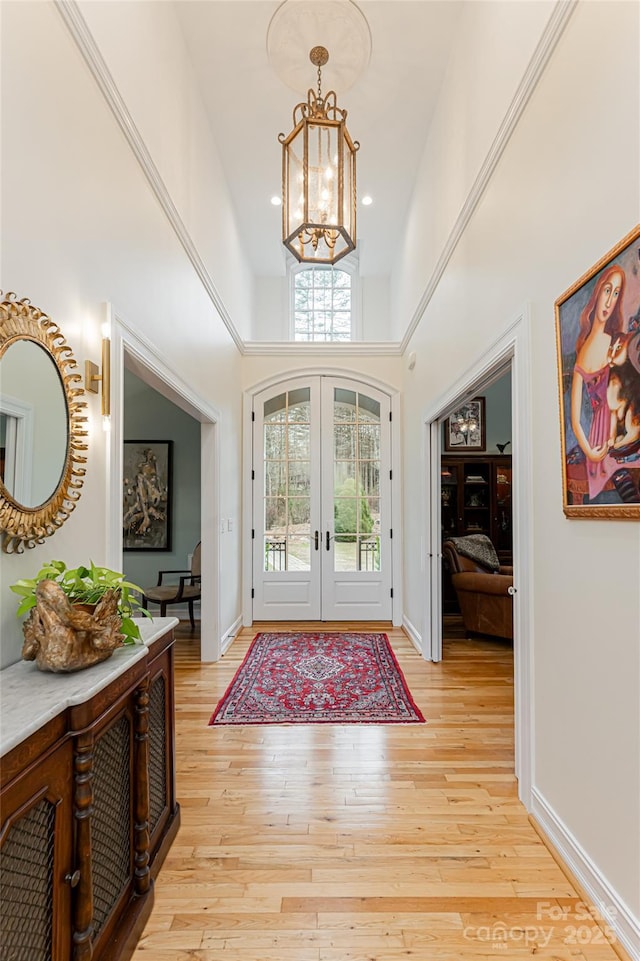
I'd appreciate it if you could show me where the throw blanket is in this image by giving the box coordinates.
[449,534,500,572]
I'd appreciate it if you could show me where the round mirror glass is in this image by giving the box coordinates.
[0,340,69,508]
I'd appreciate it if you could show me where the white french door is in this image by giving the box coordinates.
[252,376,392,620]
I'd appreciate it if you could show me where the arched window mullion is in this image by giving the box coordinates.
[291,265,354,342]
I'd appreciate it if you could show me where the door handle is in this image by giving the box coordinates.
[314,530,319,551]
[326,531,331,551]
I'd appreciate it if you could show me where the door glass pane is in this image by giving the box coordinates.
[365,496,380,521]
[358,423,380,459]
[264,424,286,459]
[287,496,310,528]
[333,538,357,572]
[358,534,380,572]
[288,424,310,459]
[287,535,311,569]
[265,461,286,497]
[333,390,381,572]
[288,461,310,494]
[264,393,287,422]
[359,462,379,498]
[262,387,313,572]
[265,497,287,532]
[334,423,356,459]
[358,395,380,422]
[264,535,287,571]
[334,495,357,539]
[288,388,311,422]
[334,388,357,421]
[334,460,355,488]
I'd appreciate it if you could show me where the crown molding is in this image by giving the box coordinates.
[56,0,576,359]
[241,340,402,356]
[55,0,244,354]
[400,0,578,354]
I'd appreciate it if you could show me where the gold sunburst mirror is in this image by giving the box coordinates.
[0,292,88,553]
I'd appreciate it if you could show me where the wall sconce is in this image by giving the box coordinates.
[85,337,110,417]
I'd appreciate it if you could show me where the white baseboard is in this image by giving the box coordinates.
[221,615,242,655]
[531,787,640,961]
[402,615,423,655]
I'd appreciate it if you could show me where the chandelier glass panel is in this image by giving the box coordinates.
[279,47,359,265]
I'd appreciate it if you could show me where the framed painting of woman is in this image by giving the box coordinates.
[555,224,640,517]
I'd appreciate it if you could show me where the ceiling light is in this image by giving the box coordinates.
[271,196,282,206]
[362,195,373,206]
[279,45,359,265]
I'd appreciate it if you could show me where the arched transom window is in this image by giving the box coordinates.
[293,267,352,342]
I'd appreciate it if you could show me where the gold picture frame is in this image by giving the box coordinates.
[0,292,88,552]
[555,225,640,517]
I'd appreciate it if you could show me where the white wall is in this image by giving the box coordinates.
[252,272,392,342]
[0,0,243,667]
[78,0,253,341]
[391,0,556,338]
[241,352,403,394]
[402,0,639,927]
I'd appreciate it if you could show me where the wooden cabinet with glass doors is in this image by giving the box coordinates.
[441,455,512,613]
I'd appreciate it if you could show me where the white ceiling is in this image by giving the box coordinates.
[174,1,464,280]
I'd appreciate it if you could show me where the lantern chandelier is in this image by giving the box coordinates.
[279,45,359,265]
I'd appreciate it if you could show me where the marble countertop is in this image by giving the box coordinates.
[0,616,178,759]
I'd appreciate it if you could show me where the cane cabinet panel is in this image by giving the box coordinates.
[0,741,73,961]
[0,623,179,961]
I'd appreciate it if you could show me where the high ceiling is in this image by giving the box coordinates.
[174,1,463,279]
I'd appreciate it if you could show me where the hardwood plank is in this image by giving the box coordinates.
[130,622,622,961]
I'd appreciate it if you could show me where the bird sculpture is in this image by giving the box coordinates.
[496,441,511,453]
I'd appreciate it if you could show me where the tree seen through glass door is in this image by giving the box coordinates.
[333,388,381,572]
[263,388,312,571]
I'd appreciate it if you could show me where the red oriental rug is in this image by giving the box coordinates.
[209,632,425,725]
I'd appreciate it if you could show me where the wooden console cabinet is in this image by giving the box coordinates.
[0,619,180,961]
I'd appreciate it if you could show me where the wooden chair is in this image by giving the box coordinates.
[141,541,201,631]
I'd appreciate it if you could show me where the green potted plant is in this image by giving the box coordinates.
[10,560,149,645]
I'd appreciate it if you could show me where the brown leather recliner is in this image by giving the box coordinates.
[442,538,513,640]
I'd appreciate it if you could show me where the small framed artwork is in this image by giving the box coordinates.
[444,397,486,452]
[123,440,173,550]
[555,224,640,518]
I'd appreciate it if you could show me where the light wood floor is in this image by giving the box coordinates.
[131,622,622,961]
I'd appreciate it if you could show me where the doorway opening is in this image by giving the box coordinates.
[440,370,513,639]
[106,310,221,661]
[422,310,533,806]
[121,367,201,631]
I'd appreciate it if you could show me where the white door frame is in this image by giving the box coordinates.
[106,305,223,661]
[243,367,402,627]
[422,307,534,808]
